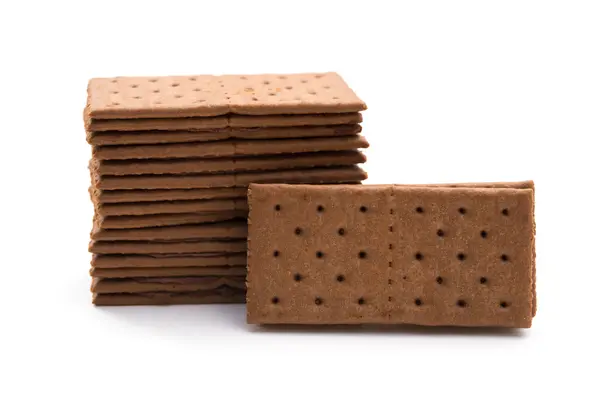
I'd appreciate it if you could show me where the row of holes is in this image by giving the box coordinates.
[274,249,510,262]
[291,273,493,286]
[271,296,510,308]
[276,204,511,216]
[294,226,493,239]
[110,74,327,85]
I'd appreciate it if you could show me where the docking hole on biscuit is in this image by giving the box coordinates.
[502,208,509,216]
[500,301,509,308]
[360,206,368,212]
[415,252,423,261]
[459,207,467,215]
[293,273,302,282]
[336,274,345,282]
[436,276,443,284]
[415,298,423,306]
[358,251,367,259]
[317,205,325,212]
[314,297,323,305]
[457,300,467,308]
[480,230,488,238]
[294,227,302,235]
[171,83,179,87]
[358,298,365,305]
[457,253,466,261]
[316,251,324,259]
[274,204,281,211]
[480,277,488,284]
[273,250,280,257]
[338,228,345,236]
[416,206,424,213]
[501,254,509,262]
[130,84,138,88]
[389,226,394,232]
[437,229,444,237]
[271,297,279,304]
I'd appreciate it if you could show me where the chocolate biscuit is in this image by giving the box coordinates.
[91,253,246,268]
[92,220,247,241]
[87,73,366,119]
[96,151,366,176]
[86,112,362,132]
[95,198,247,217]
[89,125,361,146]
[94,166,367,190]
[89,239,246,255]
[92,135,369,160]
[91,276,246,294]
[96,212,246,229]
[246,184,535,328]
[90,266,246,278]
[92,287,245,306]
[94,187,247,204]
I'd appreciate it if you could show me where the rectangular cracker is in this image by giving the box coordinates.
[92,287,245,306]
[90,266,247,278]
[96,212,246,229]
[91,253,246,268]
[93,187,247,204]
[95,198,247,217]
[86,112,362,132]
[89,125,361,146]
[92,135,369,160]
[96,151,366,176]
[89,239,246,255]
[92,220,248,241]
[246,184,535,328]
[87,73,366,119]
[91,276,246,294]
[94,166,367,190]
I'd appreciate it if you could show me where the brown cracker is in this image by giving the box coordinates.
[93,187,247,204]
[86,112,362,132]
[96,212,246,229]
[90,266,246,278]
[247,184,535,328]
[89,239,246,255]
[92,220,247,241]
[96,151,366,176]
[225,73,366,115]
[95,199,247,217]
[89,125,361,146]
[92,287,245,306]
[87,73,365,119]
[92,135,369,160]
[91,253,246,268]
[91,276,246,294]
[94,166,367,190]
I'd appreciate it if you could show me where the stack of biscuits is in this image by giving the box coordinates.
[84,72,368,305]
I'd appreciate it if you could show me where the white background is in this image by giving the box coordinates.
[1,1,598,399]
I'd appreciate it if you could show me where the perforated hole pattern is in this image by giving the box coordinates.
[247,184,535,328]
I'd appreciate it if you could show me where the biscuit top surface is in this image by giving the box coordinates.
[247,184,535,328]
[87,73,366,119]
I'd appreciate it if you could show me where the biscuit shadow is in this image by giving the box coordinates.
[249,323,528,337]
